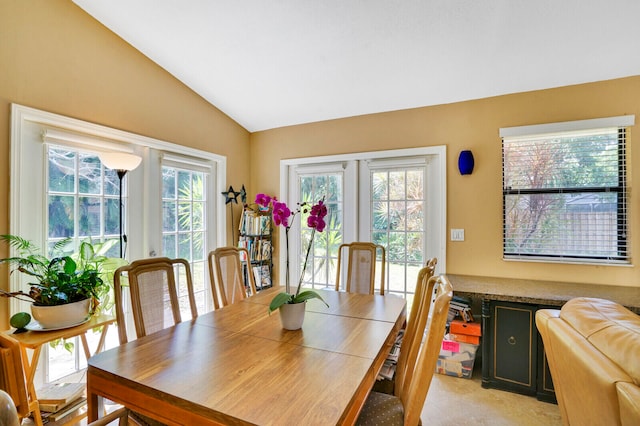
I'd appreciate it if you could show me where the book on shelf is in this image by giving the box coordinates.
[252,265,271,289]
[239,237,272,262]
[239,209,271,235]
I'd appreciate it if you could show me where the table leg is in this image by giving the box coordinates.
[20,345,42,403]
[80,324,111,359]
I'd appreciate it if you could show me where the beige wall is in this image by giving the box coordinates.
[0,1,250,329]
[251,76,640,289]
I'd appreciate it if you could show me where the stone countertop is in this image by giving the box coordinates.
[447,274,640,312]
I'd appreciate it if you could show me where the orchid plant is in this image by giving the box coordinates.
[254,193,329,313]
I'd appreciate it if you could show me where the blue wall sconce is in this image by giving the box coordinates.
[458,150,474,175]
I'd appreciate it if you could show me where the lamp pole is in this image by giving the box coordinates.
[117,169,127,258]
[99,152,142,259]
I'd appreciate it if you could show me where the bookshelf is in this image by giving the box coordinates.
[238,207,272,290]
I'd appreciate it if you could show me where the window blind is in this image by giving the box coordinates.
[502,123,630,264]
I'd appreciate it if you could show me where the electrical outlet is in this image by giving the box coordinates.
[450,229,465,241]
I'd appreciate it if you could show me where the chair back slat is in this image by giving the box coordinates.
[335,242,386,295]
[208,247,257,309]
[115,257,197,344]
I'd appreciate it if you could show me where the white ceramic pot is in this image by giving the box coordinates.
[279,302,306,330]
[30,298,91,329]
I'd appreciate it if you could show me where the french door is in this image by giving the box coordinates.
[284,147,446,301]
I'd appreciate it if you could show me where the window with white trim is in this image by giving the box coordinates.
[501,116,634,264]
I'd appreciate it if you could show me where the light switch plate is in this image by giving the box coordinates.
[450,229,465,241]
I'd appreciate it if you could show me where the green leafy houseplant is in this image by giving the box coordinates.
[0,235,124,310]
[254,194,329,313]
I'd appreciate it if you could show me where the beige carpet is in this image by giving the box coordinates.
[422,365,562,426]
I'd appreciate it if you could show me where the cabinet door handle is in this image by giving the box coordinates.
[508,336,517,345]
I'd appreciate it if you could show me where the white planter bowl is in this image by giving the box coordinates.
[279,302,306,330]
[30,298,91,329]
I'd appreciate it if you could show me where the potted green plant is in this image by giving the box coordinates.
[254,194,329,330]
[0,235,126,329]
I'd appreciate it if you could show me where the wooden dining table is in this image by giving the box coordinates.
[87,286,406,425]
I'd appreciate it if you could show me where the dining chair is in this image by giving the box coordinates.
[114,257,198,344]
[388,258,438,389]
[207,247,257,309]
[335,242,386,295]
[1,334,131,426]
[356,274,453,426]
[0,333,43,426]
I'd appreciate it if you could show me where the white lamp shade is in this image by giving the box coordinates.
[100,152,142,171]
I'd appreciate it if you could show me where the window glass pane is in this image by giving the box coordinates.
[177,171,190,199]
[48,148,75,193]
[192,202,204,231]
[372,201,388,231]
[178,233,191,259]
[372,172,388,200]
[406,201,423,231]
[327,175,341,202]
[407,232,424,263]
[192,231,205,261]
[104,168,119,196]
[192,174,204,201]
[78,153,102,195]
[178,202,191,231]
[164,234,176,258]
[48,195,74,238]
[163,168,176,198]
[390,201,406,231]
[389,171,405,200]
[163,201,176,232]
[79,196,101,237]
[105,198,119,236]
[407,170,423,200]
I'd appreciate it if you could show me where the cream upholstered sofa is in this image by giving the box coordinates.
[536,297,640,426]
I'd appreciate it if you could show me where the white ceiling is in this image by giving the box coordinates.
[73,0,640,132]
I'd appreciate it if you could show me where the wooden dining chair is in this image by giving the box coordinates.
[0,333,43,426]
[207,247,257,309]
[377,258,438,393]
[114,257,198,344]
[335,242,386,295]
[1,334,130,426]
[356,274,453,426]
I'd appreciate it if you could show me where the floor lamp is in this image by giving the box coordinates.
[99,152,142,258]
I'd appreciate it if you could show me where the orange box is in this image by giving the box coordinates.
[449,332,480,345]
[450,319,481,337]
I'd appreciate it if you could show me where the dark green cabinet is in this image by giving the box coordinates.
[482,300,556,403]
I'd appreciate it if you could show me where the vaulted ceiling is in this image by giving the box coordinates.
[73,1,640,132]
